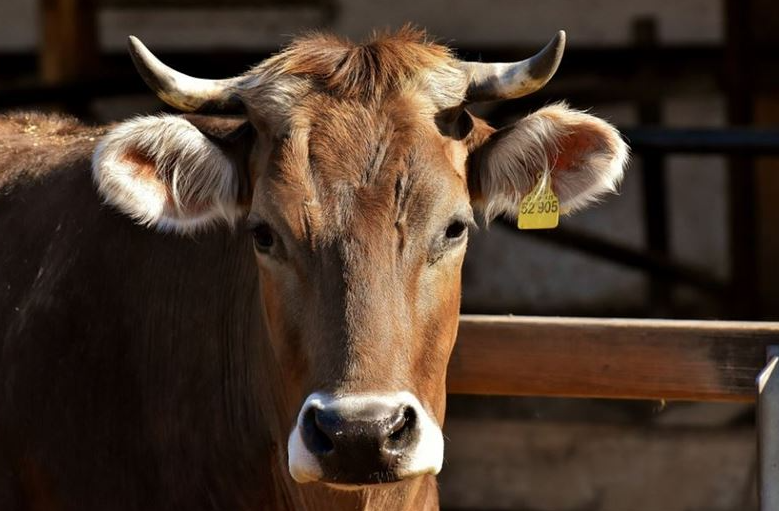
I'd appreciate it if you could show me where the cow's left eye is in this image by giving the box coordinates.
[445,220,467,240]
[429,216,469,263]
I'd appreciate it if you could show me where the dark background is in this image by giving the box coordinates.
[2,1,777,509]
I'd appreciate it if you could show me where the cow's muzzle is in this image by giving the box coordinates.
[288,392,444,486]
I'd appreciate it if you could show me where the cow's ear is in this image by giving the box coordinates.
[92,114,253,233]
[468,103,628,221]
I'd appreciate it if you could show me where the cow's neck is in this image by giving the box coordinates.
[275,463,439,511]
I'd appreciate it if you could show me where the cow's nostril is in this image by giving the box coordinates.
[387,406,416,444]
[302,408,334,455]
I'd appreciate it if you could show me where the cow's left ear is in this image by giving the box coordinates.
[468,103,628,221]
[93,114,253,234]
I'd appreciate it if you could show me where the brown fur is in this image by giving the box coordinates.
[259,26,455,100]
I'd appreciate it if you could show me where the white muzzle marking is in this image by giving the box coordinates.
[287,391,444,484]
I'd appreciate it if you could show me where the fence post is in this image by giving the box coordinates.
[758,345,779,510]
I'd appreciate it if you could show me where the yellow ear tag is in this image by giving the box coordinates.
[517,174,560,230]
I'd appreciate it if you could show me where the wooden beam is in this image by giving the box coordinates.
[753,0,779,322]
[633,17,672,316]
[448,315,779,402]
[39,0,99,84]
[724,0,761,319]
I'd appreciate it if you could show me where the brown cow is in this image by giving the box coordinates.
[0,28,627,511]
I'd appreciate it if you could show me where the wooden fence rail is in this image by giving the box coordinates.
[449,315,779,402]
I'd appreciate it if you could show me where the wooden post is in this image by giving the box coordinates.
[724,0,761,319]
[39,0,99,84]
[752,0,779,321]
[725,0,779,319]
[722,0,779,321]
[633,17,672,316]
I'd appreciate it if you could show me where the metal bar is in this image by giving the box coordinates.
[757,346,779,511]
[623,128,779,155]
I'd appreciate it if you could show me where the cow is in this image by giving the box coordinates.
[0,27,627,511]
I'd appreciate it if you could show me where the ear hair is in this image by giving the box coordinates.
[470,102,628,222]
[92,115,243,233]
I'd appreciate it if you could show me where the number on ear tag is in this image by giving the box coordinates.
[517,175,559,230]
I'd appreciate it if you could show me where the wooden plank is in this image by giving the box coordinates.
[448,315,779,402]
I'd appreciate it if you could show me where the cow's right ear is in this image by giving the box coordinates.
[92,114,253,234]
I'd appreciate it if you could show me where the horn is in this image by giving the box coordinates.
[461,30,566,102]
[127,36,245,113]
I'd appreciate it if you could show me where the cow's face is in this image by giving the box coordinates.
[93,29,627,488]
[251,94,472,485]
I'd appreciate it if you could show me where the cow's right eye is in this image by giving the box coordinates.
[252,223,275,252]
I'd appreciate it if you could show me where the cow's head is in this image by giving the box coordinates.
[93,28,627,487]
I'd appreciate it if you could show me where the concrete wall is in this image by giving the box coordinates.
[441,417,756,511]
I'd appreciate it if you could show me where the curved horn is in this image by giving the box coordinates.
[461,30,566,102]
[128,36,245,113]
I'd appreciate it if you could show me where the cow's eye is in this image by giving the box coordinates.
[252,223,275,252]
[429,215,471,264]
[445,220,467,240]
